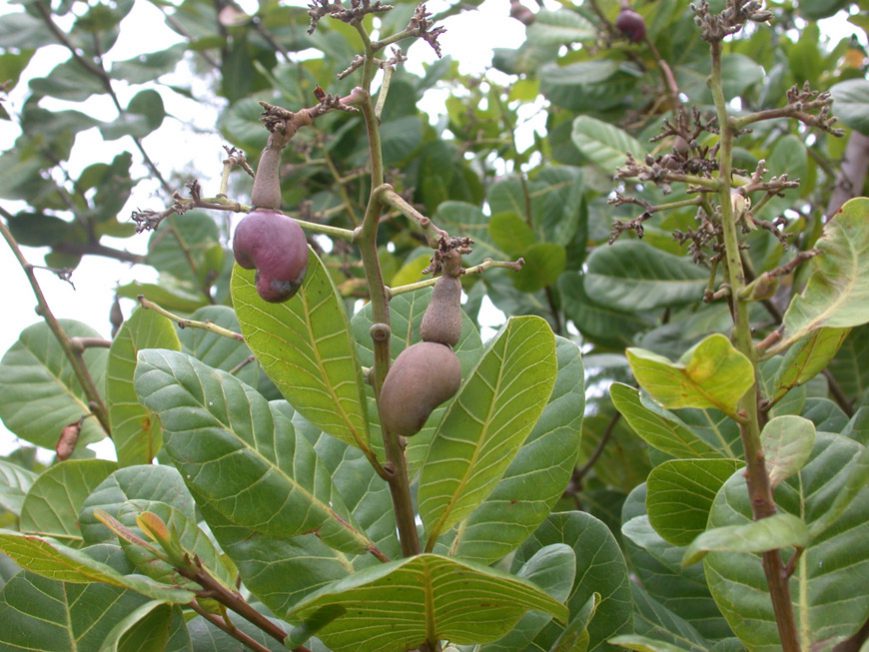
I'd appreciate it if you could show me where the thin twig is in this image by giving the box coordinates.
[188,601,274,652]
[138,296,245,341]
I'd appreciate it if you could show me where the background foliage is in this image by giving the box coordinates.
[0,0,867,649]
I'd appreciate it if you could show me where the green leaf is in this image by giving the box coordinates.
[627,334,754,417]
[134,350,375,554]
[29,59,105,101]
[621,495,732,642]
[287,553,568,651]
[445,336,584,564]
[79,465,195,544]
[514,511,633,652]
[514,243,567,292]
[147,212,223,286]
[628,577,715,649]
[110,44,187,83]
[571,116,646,174]
[778,198,869,350]
[558,273,654,347]
[549,593,600,652]
[647,459,742,546]
[683,513,809,565]
[232,252,371,452]
[0,460,37,516]
[0,321,108,448]
[609,634,695,652]
[117,280,209,313]
[489,212,536,257]
[760,415,815,489]
[611,383,722,459]
[219,98,269,150]
[526,9,596,46]
[704,433,869,649]
[798,0,848,19]
[100,89,166,140]
[419,316,557,547]
[20,460,117,544]
[178,305,257,385]
[477,544,577,651]
[0,532,193,602]
[808,442,869,538]
[830,79,869,135]
[0,11,53,49]
[108,308,181,466]
[770,327,850,403]
[541,60,640,112]
[584,241,708,312]
[0,570,153,651]
[102,602,190,652]
[827,325,869,403]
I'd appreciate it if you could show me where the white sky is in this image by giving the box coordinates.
[0,0,529,457]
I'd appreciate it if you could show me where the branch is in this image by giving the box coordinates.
[138,296,244,341]
[0,218,111,435]
[35,0,172,193]
[387,257,525,297]
[188,602,275,652]
[376,185,448,246]
[826,130,869,219]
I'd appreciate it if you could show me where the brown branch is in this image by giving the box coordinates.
[188,602,275,652]
[0,217,111,435]
[572,411,621,489]
[177,556,292,647]
[53,241,146,264]
[138,296,244,341]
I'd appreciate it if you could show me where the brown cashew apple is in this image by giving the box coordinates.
[420,274,462,346]
[379,341,462,437]
[616,8,646,42]
[233,209,308,302]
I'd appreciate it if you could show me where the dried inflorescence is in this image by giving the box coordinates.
[307,0,393,34]
[407,4,447,57]
[691,0,772,42]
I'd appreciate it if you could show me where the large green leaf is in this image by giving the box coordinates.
[231,252,371,452]
[827,325,869,403]
[769,328,849,403]
[443,336,584,564]
[830,79,869,135]
[109,43,187,83]
[627,334,754,418]
[611,383,722,459]
[0,320,108,448]
[0,460,37,517]
[618,585,709,652]
[571,117,647,174]
[0,569,156,651]
[419,316,557,548]
[134,350,376,554]
[103,602,191,652]
[540,60,640,112]
[622,485,732,642]
[286,553,568,651]
[584,241,708,312]
[476,544,577,651]
[526,9,596,46]
[646,459,742,546]
[703,433,869,650]
[558,273,654,347]
[777,198,869,350]
[107,308,181,466]
[19,460,117,545]
[0,533,192,603]
[79,465,196,545]
[514,511,633,652]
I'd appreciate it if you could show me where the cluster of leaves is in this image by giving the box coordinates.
[0,0,868,649]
